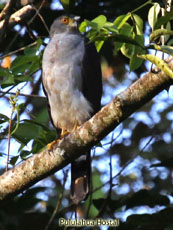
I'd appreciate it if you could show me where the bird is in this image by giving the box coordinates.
[42,15,102,204]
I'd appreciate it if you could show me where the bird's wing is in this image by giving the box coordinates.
[70,41,102,204]
[82,40,102,113]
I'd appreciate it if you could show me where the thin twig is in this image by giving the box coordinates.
[6,111,13,171]
[28,0,46,25]
[95,133,114,218]
[91,136,154,195]
[86,148,96,218]
[6,90,20,171]
[0,86,16,98]
[0,90,45,99]
[30,3,49,34]
[45,170,68,230]
[0,41,37,59]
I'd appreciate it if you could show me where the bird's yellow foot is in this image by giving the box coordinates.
[60,129,70,139]
[72,123,79,132]
[47,139,59,151]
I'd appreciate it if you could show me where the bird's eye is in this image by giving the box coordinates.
[61,17,69,24]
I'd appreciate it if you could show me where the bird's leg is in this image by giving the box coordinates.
[60,128,70,138]
[72,123,79,132]
[47,129,69,151]
[47,126,77,151]
[47,139,58,151]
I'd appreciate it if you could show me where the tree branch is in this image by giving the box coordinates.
[0,58,173,202]
[0,0,16,43]
[0,4,35,34]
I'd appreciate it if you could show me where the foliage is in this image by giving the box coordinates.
[0,0,173,230]
[79,1,173,73]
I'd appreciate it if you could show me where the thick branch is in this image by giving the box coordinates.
[0,58,173,202]
[0,0,16,43]
[0,5,35,34]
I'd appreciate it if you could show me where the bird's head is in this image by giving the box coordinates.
[50,15,80,37]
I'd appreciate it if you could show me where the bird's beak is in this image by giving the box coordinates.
[68,16,80,28]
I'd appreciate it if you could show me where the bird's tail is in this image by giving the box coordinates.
[70,152,90,205]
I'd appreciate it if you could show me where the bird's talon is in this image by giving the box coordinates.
[72,124,79,132]
[60,129,70,138]
[47,140,59,151]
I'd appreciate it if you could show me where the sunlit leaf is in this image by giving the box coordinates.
[92,15,107,30]
[133,14,143,35]
[95,40,104,52]
[150,28,173,42]
[151,44,173,55]
[113,14,131,29]
[138,54,173,79]
[79,21,87,32]
[121,43,135,59]
[148,3,160,30]
[104,22,118,33]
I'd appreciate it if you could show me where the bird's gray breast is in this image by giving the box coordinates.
[42,33,93,131]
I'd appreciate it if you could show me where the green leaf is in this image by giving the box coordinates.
[20,150,31,160]
[36,38,43,49]
[0,68,15,88]
[129,34,145,71]
[11,56,34,69]
[138,54,173,79]
[82,15,107,33]
[113,34,143,47]
[167,38,173,46]
[103,22,118,33]
[79,21,87,33]
[14,74,32,83]
[11,104,20,135]
[152,44,173,55]
[113,14,131,29]
[121,42,135,59]
[120,22,133,37]
[1,73,15,88]
[154,11,173,29]
[27,57,40,74]
[83,20,99,31]
[22,119,50,131]
[24,47,37,56]
[150,28,173,42]
[12,122,41,145]
[129,51,144,71]
[10,156,19,166]
[95,40,104,52]
[92,15,107,30]
[148,3,161,30]
[113,23,132,54]
[0,67,12,77]
[133,14,143,35]
[0,113,9,124]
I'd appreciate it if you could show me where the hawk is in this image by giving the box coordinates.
[42,15,102,204]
